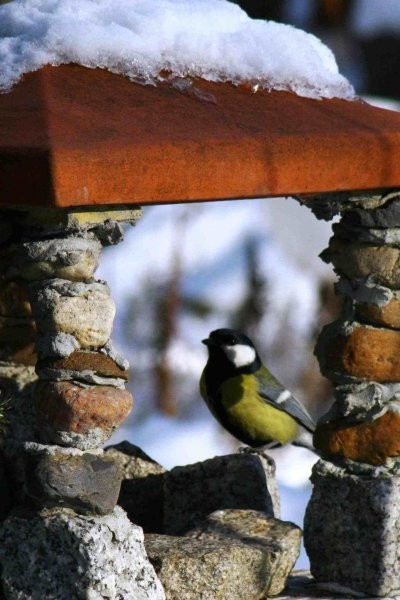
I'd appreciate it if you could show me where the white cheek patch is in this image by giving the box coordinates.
[223,344,256,368]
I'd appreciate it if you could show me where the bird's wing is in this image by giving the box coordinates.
[257,366,316,433]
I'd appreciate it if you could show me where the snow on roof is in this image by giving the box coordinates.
[0,0,355,100]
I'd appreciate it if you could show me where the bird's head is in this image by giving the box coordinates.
[202,328,260,370]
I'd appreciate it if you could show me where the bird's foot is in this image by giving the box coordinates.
[238,445,276,474]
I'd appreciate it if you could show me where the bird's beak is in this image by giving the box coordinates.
[202,338,211,346]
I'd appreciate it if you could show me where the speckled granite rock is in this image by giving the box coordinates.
[106,442,166,532]
[0,505,165,600]
[304,458,400,597]
[146,510,300,600]
[163,451,279,535]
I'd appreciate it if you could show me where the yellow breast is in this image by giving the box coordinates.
[220,374,299,445]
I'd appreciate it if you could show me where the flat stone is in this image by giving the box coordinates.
[34,381,133,443]
[146,511,300,600]
[0,505,165,600]
[163,451,279,535]
[31,280,115,348]
[320,322,400,382]
[106,442,166,532]
[22,446,122,515]
[321,238,400,288]
[0,281,31,317]
[38,350,129,380]
[314,410,400,465]
[304,458,400,597]
[355,298,400,329]
[0,237,101,282]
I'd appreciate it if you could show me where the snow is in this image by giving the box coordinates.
[0,0,354,99]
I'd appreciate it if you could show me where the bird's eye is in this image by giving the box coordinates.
[226,335,237,345]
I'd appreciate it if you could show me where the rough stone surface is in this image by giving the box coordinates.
[22,445,122,515]
[163,451,279,535]
[187,509,301,595]
[324,381,400,423]
[106,442,166,532]
[0,453,12,520]
[38,350,129,380]
[321,238,400,288]
[34,381,133,446]
[335,276,397,307]
[0,505,165,600]
[0,237,101,282]
[304,458,400,598]
[146,510,300,600]
[30,280,115,348]
[314,409,400,465]
[340,198,400,229]
[317,320,400,382]
[333,221,400,246]
[355,298,400,329]
[0,281,31,317]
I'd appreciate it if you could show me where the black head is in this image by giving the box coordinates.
[202,328,260,372]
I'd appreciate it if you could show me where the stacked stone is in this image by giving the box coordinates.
[0,207,165,600]
[303,191,400,598]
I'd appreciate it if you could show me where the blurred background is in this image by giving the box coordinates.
[97,0,400,568]
[3,0,400,567]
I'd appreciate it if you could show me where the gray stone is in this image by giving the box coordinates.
[36,366,126,387]
[0,505,165,600]
[163,451,279,535]
[30,279,115,348]
[146,510,301,600]
[22,444,122,515]
[304,458,400,597]
[333,221,400,247]
[341,198,400,229]
[106,442,166,532]
[320,381,400,423]
[335,277,396,307]
[0,238,101,283]
[44,427,114,451]
[35,332,80,359]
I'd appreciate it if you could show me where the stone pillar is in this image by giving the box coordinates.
[0,207,165,600]
[303,191,400,597]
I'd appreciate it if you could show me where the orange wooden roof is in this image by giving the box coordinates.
[1,63,400,208]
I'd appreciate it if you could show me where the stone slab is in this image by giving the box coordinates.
[163,451,279,535]
[0,505,165,600]
[304,459,400,598]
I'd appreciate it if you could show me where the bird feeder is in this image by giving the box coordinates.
[2,58,400,598]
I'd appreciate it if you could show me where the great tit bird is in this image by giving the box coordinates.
[200,328,315,450]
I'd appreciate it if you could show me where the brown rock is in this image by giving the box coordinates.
[355,298,400,329]
[38,350,128,380]
[314,410,400,465]
[0,316,37,365]
[322,238,400,288]
[0,281,31,317]
[324,324,400,382]
[34,381,133,434]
